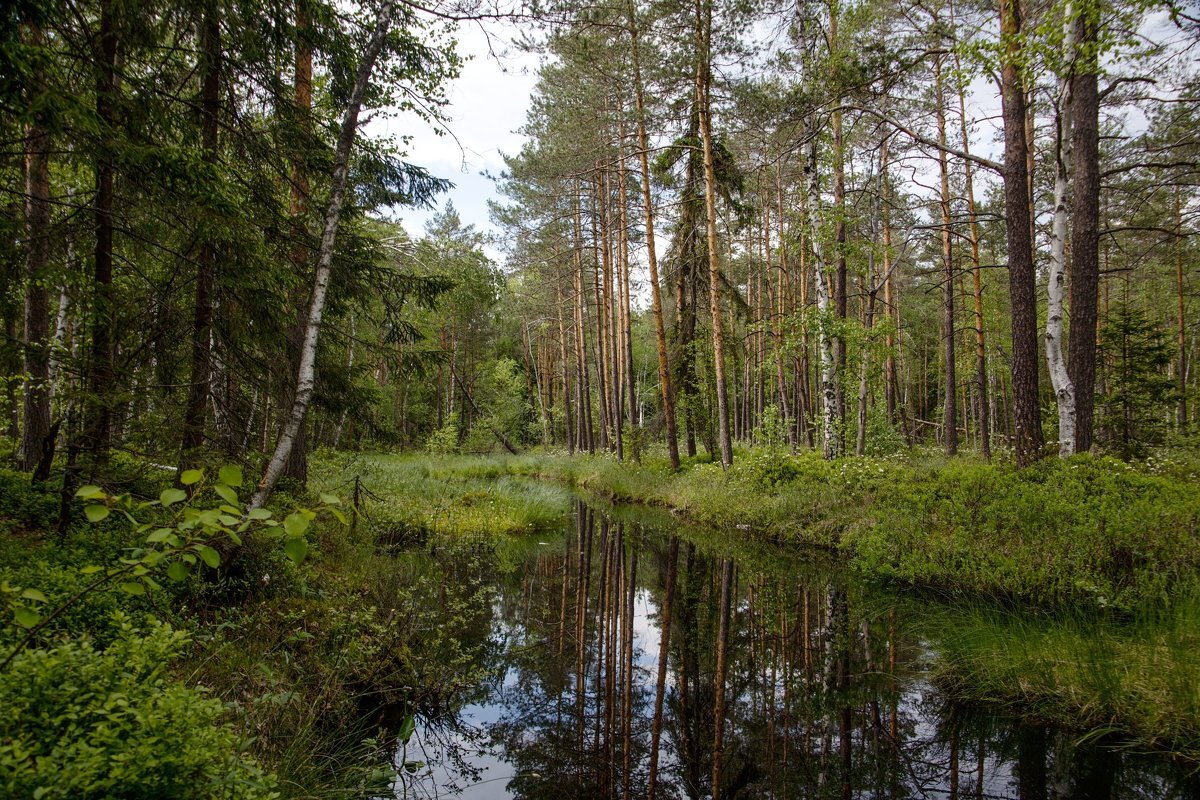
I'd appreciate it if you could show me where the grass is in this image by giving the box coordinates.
[425,446,1200,612]
[920,592,1200,761]
[310,450,574,542]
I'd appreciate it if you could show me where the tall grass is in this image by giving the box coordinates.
[309,451,573,541]
[922,592,1200,761]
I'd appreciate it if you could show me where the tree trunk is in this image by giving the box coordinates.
[19,20,52,474]
[179,0,221,469]
[951,2,991,459]
[935,53,958,456]
[251,1,398,508]
[1000,0,1045,466]
[85,0,119,461]
[695,0,733,468]
[1068,4,1100,453]
[627,0,680,469]
[808,139,840,458]
[1046,11,1077,457]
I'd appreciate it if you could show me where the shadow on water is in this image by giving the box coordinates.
[381,498,1200,799]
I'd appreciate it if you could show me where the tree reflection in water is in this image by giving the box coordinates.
[391,500,1200,799]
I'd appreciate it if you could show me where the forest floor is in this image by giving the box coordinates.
[3,446,1200,797]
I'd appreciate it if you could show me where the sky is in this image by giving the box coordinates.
[373,22,540,246]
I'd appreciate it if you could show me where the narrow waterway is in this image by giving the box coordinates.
[386,497,1198,799]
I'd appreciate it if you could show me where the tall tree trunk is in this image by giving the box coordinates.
[1000,0,1045,466]
[830,2,848,452]
[950,0,988,460]
[808,138,840,458]
[19,20,52,474]
[591,174,612,452]
[951,3,991,459]
[696,0,733,468]
[1176,190,1188,431]
[251,1,398,508]
[1068,3,1100,453]
[627,0,680,468]
[557,280,575,453]
[881,137,899,427]
[179,0,221,469]
[85,0,119,461]
[935,53,958,455]
[1047,11,1077,457]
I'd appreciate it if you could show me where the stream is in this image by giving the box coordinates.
[383,497,1199,799]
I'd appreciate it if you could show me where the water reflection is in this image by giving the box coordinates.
[393,500,1199,799]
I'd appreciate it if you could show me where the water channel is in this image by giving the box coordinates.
[384,497,1199,799]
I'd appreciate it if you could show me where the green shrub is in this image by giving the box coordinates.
[0,617,277,799]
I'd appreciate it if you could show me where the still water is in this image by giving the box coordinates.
[387,499,1198,799]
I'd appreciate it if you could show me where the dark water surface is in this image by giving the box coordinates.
[387,498,1199,799]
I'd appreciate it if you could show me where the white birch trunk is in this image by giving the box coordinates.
[1046,3,1077,457]
[251,3,397,509]
[807,139,839,459]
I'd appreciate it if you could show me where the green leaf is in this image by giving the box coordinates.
[85,504,110,523]
[14,606,41,628]
[118,581,146,596]
[398,715,416,744]
[219,465,243,487]
[20,588,47,603]
[195,545,221,569]
[213,484,238,506]
[146,528,173,544]
[319,493,341,506]
[247,508,272,520]
[160,488,187,507]
[283,537,308,564]
[75,485,104,499]
[330,508,347,525]
[283,512,310,537]
[142,576,163,593]
[80,565,104,575]
[167,562,189,582]
[180,469,203,486]
[226,531,242,547]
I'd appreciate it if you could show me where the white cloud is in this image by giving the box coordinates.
[369,21,539,240]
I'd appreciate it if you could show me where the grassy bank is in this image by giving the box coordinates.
[420,447,1200,612]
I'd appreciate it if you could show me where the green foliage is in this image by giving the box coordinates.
[0,617,276,799]
[1097,303,1177,458]
[425,414,461,454]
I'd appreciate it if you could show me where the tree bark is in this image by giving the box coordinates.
[696,0,733,468]
[1000,0,1045,466]
[251,1,398,508]
[179,0,221,469]
[1047,9,1077,457]
[951,0,991,459]
[19,20,52,474]
[808,138,840,459]
[1068,3,1100,453]
[627,0,680,469]
[85,0,119,461]
[935,53,958,455]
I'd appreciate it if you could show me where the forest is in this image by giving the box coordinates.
[1,0,1200,797]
